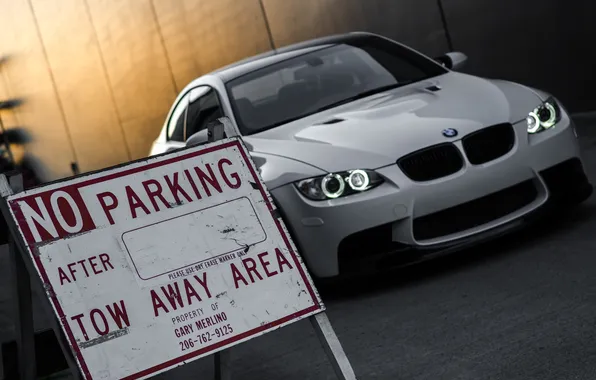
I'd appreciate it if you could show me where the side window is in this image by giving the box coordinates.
[167,93,190,142]
[185,87,224,139]
[167,86,224,142]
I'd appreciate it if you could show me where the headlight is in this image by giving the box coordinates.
[295,169,384,201]
[527,97,561,134]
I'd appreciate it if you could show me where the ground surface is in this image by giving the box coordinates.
[2,117,596,380]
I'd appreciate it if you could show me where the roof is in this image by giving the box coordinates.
[210,31,380,83]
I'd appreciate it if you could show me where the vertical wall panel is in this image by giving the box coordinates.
[263,0,449,58]
[151,0,199,91]
[179,0,272,74]
[0,0,76,180]
[85,0,178,160]
[0,67,19,129]
[30,0,130,172]
[0,69,26,164]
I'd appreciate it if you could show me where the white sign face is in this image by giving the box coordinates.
[6,138,324,380]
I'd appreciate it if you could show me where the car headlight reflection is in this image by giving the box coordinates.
[295,169,384,201]
[527,97,561,134]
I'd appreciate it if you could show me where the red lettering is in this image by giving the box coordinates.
[125,186,150,218]
[230,263,248,289]
[105,300,130,329]
[142,179,171,212]
[60,255,113,284]
[275,248,293,273]
[164,173,192,205]
[96,192,118,225]
[69,301,131,343]
[184,169,202,200]
[50,191,83,234]
[67,262,77,281]
[99,253,114,271]
[150,289,169,317]
[183,278,202,305]
[194,164,222,196]
[58,267,71,286]
[13,188,96,245]
[77,260,90,277]
[90,309,109,336]
[161,283,184,310]
[242,258,263,283]
[89,256,102,275]
[218,158,241,189]
[16,197,58,243]
[193,272,212,298]
[71,313,89,341]
[258,251,278,277]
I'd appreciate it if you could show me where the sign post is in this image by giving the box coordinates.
[0,122,357,379]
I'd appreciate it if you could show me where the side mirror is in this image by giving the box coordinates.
[185,129,209,147]
[435,52,468,71]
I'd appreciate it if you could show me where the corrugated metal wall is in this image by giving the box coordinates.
[0,0,593,181]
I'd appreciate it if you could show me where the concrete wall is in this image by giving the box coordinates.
[0,0,592,181]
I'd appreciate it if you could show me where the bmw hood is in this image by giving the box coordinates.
[243,72,545,173]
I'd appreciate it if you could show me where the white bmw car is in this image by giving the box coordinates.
[150,32,592,278]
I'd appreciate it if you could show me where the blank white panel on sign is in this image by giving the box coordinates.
[122,196,266,280]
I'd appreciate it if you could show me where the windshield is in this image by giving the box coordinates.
[225,36,447,135]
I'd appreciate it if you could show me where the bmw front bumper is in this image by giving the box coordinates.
[270,113,592,278]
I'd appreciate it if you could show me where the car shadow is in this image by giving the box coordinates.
[316,201,596,301]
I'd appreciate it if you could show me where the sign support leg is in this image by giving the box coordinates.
[47,316,83,380]
[214,349,232,380]
[310,312,357,380]
[5,173,36,380]
[9,235,36,380]
[1,174,82,380]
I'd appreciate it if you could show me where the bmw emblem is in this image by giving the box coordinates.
[442,128,458,138]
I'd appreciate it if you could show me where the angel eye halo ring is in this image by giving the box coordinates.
[527,97,561,134]
[295,169,384,201]
[321,173,345,199]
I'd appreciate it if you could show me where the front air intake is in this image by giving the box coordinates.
[462,123,515,165]
[397,143,464,181]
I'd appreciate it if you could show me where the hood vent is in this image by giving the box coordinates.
[317,117,345,125]
[425,85,442,92]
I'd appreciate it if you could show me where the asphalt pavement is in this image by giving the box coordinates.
[2,117,596,380]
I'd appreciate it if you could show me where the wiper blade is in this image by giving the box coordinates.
[350,82,413,101]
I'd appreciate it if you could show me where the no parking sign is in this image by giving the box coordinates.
[4,138,325,379]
